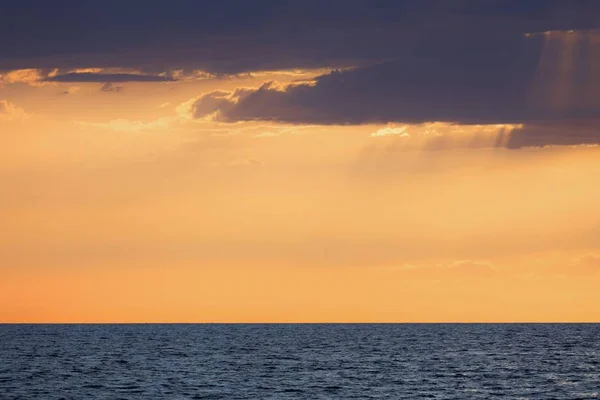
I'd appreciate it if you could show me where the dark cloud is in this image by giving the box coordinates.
[195,52,538,125]
[189,27,600,147]
[507,121,600,149]
[191,91,237,118]
[3,0,600,146]
[1,1,599,74]
[192,29,600,123]
[100,83,123,93]
[45,72,175,83]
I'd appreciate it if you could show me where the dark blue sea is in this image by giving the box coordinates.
[1,324,599,399]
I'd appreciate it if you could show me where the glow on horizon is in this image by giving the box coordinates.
[1,65,600,323]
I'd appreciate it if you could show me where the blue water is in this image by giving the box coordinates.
[1,324,599,399]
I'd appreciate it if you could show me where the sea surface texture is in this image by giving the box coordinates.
[1,324,599,399]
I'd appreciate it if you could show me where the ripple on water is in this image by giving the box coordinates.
[1,324,600,399]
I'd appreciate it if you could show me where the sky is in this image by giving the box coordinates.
[1,0,600,322]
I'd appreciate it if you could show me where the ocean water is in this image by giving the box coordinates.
[1,324,599,399]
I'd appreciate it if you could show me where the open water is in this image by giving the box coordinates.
[1,324,599,399]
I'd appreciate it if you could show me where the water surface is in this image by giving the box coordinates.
[1,324,599,399]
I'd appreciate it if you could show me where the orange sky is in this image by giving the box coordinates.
[1,68,600,322]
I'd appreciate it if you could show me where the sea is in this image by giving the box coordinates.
[1,324,599,399]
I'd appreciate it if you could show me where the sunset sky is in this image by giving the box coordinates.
[2,0,600,322]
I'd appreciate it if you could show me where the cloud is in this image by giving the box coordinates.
[371,125,409,137]
[59,86,80,95]
[4,1,600,147]
[0,100,27,121]
[100,82,124,93]
[1,68,183,87]
[187,27,600,148]
[191,90,239,120]
[506,121,600,149]
[0,69,49,86]
[1,1,598,74]
[571,253,600,269]
[187,50,541,125]
[562,253,600,277]
[190,83,320,122]
[45,72,175,83]
[362,122,520,152]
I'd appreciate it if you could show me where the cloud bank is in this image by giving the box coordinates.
[44,72,175,83]
[4,1,600,147]
[187,27,600,148]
